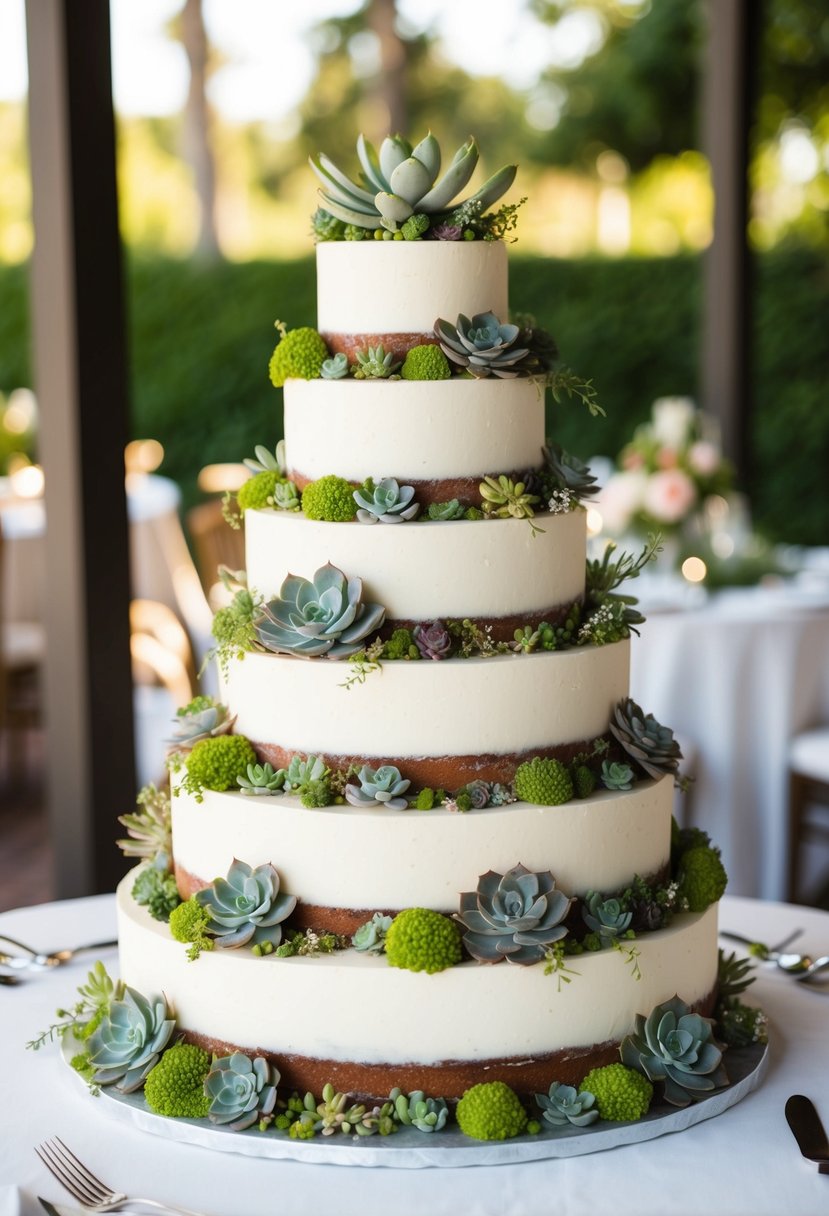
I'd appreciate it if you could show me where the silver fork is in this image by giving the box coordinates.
[35,1138,209,1216]
[0,934,117,970]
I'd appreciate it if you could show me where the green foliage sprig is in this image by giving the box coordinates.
[205,568,263,677]
[26,962,123,1069]
[549,367,604,417]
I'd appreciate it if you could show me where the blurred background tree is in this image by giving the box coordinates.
[0,0,827,542]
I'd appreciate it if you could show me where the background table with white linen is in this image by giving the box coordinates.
[1,893,828,1216]
[630,584,829,901]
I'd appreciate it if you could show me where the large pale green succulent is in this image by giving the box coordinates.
[310,132,517,231]
[195,858,297,950]
[205,1052,279,1131]
[435,312,529,378]
[164,700,235,750]
[456,864,572,965]
[86,986,176,1093]
[255,562,385,659]
[620,995,728,1107]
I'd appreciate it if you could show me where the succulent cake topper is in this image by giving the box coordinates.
[310,132,516,231]
[255,562,385,659]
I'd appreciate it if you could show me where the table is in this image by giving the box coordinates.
[630,584,829,901]
[1,894,827,1216]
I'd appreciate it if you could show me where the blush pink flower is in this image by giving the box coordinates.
[688,440,721,477]
[643,469,697,524]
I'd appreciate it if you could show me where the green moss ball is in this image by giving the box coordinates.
[514,756,574,806]
[269,327,329,387]
[168,897,210,944]
[676,845,728,912]
[573,764,597,799]
[144,1043,211,1118]
[579,1063,653,1122]
[300,474,358,522]
[237,470,278,514]
[385,907,462,974]
[185,735,256,793]
[400,344,451,381]
[456,1081,528,1141]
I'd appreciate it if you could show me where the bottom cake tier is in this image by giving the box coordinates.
[117,873,719,1101]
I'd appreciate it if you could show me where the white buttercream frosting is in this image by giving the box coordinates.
[118,875,718,1065]
[245,508,586,621]
[222,641,630,758]
[283,376,546,484]
[316,241,508,335]
[172,777,673,911]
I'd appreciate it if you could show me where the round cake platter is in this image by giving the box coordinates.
[59,1035,769,1169]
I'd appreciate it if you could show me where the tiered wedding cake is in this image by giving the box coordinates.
[116,134,722,1105]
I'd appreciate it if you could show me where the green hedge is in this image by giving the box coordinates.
[0,249,825,543]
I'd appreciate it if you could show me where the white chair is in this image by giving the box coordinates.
[787,726,829,903]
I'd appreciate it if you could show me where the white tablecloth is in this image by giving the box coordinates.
[1,894,828,1216]
[631,586,829,900]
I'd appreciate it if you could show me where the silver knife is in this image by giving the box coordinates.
[785,1094,829,1174]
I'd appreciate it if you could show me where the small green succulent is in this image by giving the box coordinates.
[353,477,420,523]
[427,498,466,521]
[536,1081,599,1128]
[320,352,349,379]
[352,912,393,954]
[205,1052,279,1131]
[195,859,297,951]
[389,1088,449,1132]
[131,861,181,922]
[601,760,635,790]
[237,762,286,796]
[345,764,411,810]
[582,891,633,943]
[456,864,572,965]
[352,344,401,379]
[284,753,329,794]
[479,474,542,529]
[164,698,235,752]
[116,783,172,864]
[243,441,287,476]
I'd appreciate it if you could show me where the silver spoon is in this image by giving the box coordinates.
[797,956,829,983]
[776,952,816,975]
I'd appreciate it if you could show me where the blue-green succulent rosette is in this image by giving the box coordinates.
[456,864,572,965]
[205,1052,278,1131]
[195,859,297,950]
[255,562,385,659]
[620,994,728,1107]
[86,987,176,1093]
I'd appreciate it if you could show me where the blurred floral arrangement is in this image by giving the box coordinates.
[596,397,733,540]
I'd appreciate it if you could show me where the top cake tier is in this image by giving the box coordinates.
[316,240,508,356]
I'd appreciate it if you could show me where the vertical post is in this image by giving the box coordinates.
[701,0,758,477]
[26,0,135,895]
